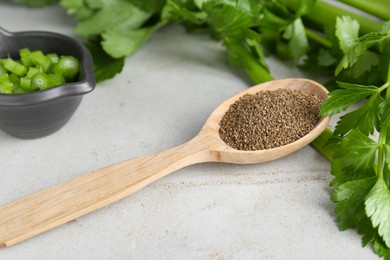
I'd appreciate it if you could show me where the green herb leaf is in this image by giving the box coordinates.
[358,216,377,246]
[317,48,337,67]
[83,0,106,9]
[167,0,207,24]
[360,32,390,48]
[348,50,380,79]
[334,94,381,136]
[357,216,390,259]
[60,0,83,15]
[202,0,261,38]
[74,1,151,36]
[85,40,124,82]
[335,43,364,76]
[365,178,390,247]
[331,130,377,187]
[332,176,377,230]
[372,238,390,258]
[335,16,360,54]
[320,82,379,115]
[294,0,316,17]
[60,0,95,21]
[298,50,334,75]
[130,0,166,13]
[336,32,389,75]
[282,18,308,61]
[102,26,159,58]
[14,0,58,7]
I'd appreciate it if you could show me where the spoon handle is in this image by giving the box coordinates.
[0,135,212,247]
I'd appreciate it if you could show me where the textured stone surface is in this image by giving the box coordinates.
[0,4,377,260]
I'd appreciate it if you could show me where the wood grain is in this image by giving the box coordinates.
[0,78,330,247]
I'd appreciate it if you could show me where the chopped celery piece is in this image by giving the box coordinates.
[20,77,32,91]
[2,58,27,76]
[53,56,80,81]
[9,73,20,88]
[0,74,9,82]
[26,67,39,78]
[19,48,33,67]
[0,64,7,75]
[30,50,52,72]
[47,53,59,64]
[0,74,13,94]
[47,74,65,87]
[31,73,49,90]
[0,48,80,94]
[0,82,13,94]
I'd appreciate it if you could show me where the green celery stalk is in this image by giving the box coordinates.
[337,0,390,21]
[279,0,382,34]
[376,59,390,179]
[305,28,333,48]
[245,59,274,84]
[310,128,335,161]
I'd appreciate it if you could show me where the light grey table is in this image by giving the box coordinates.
[0,3,378,260]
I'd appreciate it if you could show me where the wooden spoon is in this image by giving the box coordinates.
[0,78,330,247]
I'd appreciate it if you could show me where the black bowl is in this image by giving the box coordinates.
[0,27,95,139]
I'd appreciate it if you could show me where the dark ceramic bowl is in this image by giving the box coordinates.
[0,27,95,139]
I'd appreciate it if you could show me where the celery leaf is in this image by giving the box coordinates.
[335,16,360,54]
[347,50,380,79]
[130,0,167,12]
[282,18,308,61]
[358,217,390,258]
[320,82,379,115]
[336,32,389,75]
[202,0,261,38]
[331,130,377,187]
[85,40,124,82]
[365,178,390,247]
[294,0,316,17]
[334,94,381,136]
[317,48,337,67]
[13,0,58,7]
[332,177,377,230]
[74,1,151,36]
[102,27,156,58]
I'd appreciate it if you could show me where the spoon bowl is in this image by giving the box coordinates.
[199,78,330,164]
[0,78,330,247]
